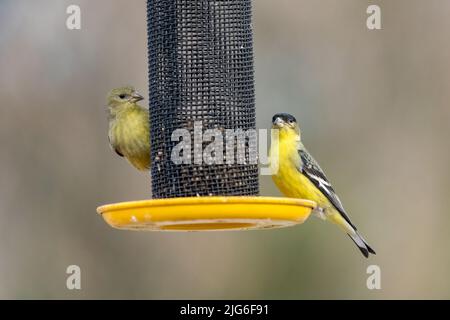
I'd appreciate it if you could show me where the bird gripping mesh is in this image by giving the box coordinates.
[147,0,259,198]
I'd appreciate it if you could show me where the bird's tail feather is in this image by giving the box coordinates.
[348,231,376,258]
[328,212,376,258]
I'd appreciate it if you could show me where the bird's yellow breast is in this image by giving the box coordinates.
[270,129,329,208]
[109,105,150,171]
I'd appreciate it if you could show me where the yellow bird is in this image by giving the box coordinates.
[107,86,150,171]
[270,113,375,258]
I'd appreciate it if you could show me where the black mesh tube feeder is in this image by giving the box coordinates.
[97,0,315,231]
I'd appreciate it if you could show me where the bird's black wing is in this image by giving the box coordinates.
[114,148,124,157]
[108,135,124,157]
[298,149,356,230]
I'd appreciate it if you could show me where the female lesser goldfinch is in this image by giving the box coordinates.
[270,113,375,258]
[107,86,150,171]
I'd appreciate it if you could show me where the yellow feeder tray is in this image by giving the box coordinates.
[97,196,316,232]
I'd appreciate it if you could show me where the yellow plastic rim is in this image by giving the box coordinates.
[97,196,316,232]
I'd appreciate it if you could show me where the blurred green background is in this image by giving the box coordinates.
[1,0,450,299]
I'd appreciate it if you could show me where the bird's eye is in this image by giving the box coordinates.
[288,119,294,124]
[119,94,127,99]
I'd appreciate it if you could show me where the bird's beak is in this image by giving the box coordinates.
[131,92,144,102]
[273,117,284,128]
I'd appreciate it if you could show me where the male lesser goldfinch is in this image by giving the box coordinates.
[107,86,150,171]
[270,113,375,258]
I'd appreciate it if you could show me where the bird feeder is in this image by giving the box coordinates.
[97,0,316,231]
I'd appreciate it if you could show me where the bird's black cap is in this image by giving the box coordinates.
[272,113,297,124]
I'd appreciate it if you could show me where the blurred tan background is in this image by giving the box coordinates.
[1,0,449,299]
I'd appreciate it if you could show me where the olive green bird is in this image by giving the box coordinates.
[270,113,375,258]
[107,86,150,171]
